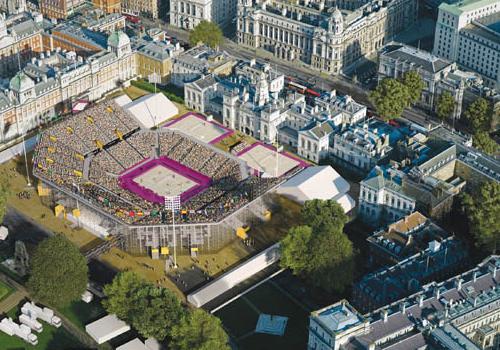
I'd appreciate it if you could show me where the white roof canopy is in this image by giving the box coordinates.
[85,314,130,344]
[277,166,355,213]
[116,93,179,129]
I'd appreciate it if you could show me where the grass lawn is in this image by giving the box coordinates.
[99,240,250,300]
[58,299,107,332]
[0,155,101,251]
[124,85,149,100]
[0,279,13,301]
[214,132,256,152]
[215,281,310,350]
[0,306,84,350]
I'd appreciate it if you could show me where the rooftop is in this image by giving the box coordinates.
[439,0,498,16]
[312,301,363,334]
[381,44,453,74]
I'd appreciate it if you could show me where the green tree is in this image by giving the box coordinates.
[170,309,230,350]
[473,131,499,155]
[189,21,223,49]
[436,90,455,121]
[102,271,144,320]
[280,225,313,273]
[369,78,410,121]
[401,71,424,105]
[462,182,500,253]
[103,271,184,341]
[27,235,88,306]
[280,200,354,294]
[465,97,491,132]
[300,198,349,229]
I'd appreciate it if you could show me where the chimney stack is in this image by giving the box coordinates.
[381,309,388,323]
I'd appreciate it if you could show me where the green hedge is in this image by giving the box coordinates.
[131,80,184,104]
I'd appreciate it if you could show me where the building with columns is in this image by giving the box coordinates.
[185,59,367,157]
[169,0,238,29]
[236,0,418,74]
[0,31,136,143]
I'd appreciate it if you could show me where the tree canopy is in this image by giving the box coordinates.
[369,78,410,121]
[170,309,230,350]
[473,131,499,155]
[103,271,184,341]
[401,71,424,106]
[436,91,455,121]
[189,21,223,49]
[462,181,500,253]
[27,235,88,306]
[280,199,354,294]
[465,97,491,132]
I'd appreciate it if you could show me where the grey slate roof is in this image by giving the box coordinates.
[382,45,452,74]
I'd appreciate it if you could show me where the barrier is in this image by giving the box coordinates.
[187,243,281,308]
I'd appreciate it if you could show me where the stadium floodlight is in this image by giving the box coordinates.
[165,195,181,268]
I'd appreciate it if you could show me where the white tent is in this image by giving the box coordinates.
[117,338,148,350]
[276,165,355,213]
[85,314,130,344]
[114,94,132,107]
[0,226,8,240]
[117,93,179,129]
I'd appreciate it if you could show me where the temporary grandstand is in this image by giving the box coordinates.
[33,103,306,254]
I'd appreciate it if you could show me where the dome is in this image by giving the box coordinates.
[330,7,343,22]
[107,31,130,48]
[9,72,34,92]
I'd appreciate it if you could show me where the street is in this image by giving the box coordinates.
[140,19,464,133]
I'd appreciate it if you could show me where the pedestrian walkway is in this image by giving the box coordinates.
[0,290,26,313]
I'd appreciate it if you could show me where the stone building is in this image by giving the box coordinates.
[92,0,121,14]
[358,166,417,225]
[378,43,483,119]
[332,120,398,172]
[0,13,44,77]
[236,0,418,74]
[0,0,26,15]
[0,31,136,142]
[132,36,184,84]
[366,211,451,266]
[171,45,235,87]
[308,255,500,350]
[39,0,86,19]
[121,0,159,19]
[169,0,238,29]
[433,0,500,89]
[353,236,468,313]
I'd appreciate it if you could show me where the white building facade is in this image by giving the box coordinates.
[0,31,136,143]
[433,0,500,89]
[169,0,237,29]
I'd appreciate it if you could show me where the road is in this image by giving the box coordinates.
[141,20,373,105]
[142,20,458,132]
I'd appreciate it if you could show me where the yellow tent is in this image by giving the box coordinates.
[37,184,50,196]
[236,227,249,240]
[54,204,65,217]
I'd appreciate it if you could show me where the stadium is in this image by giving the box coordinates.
[32,100,307,255]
